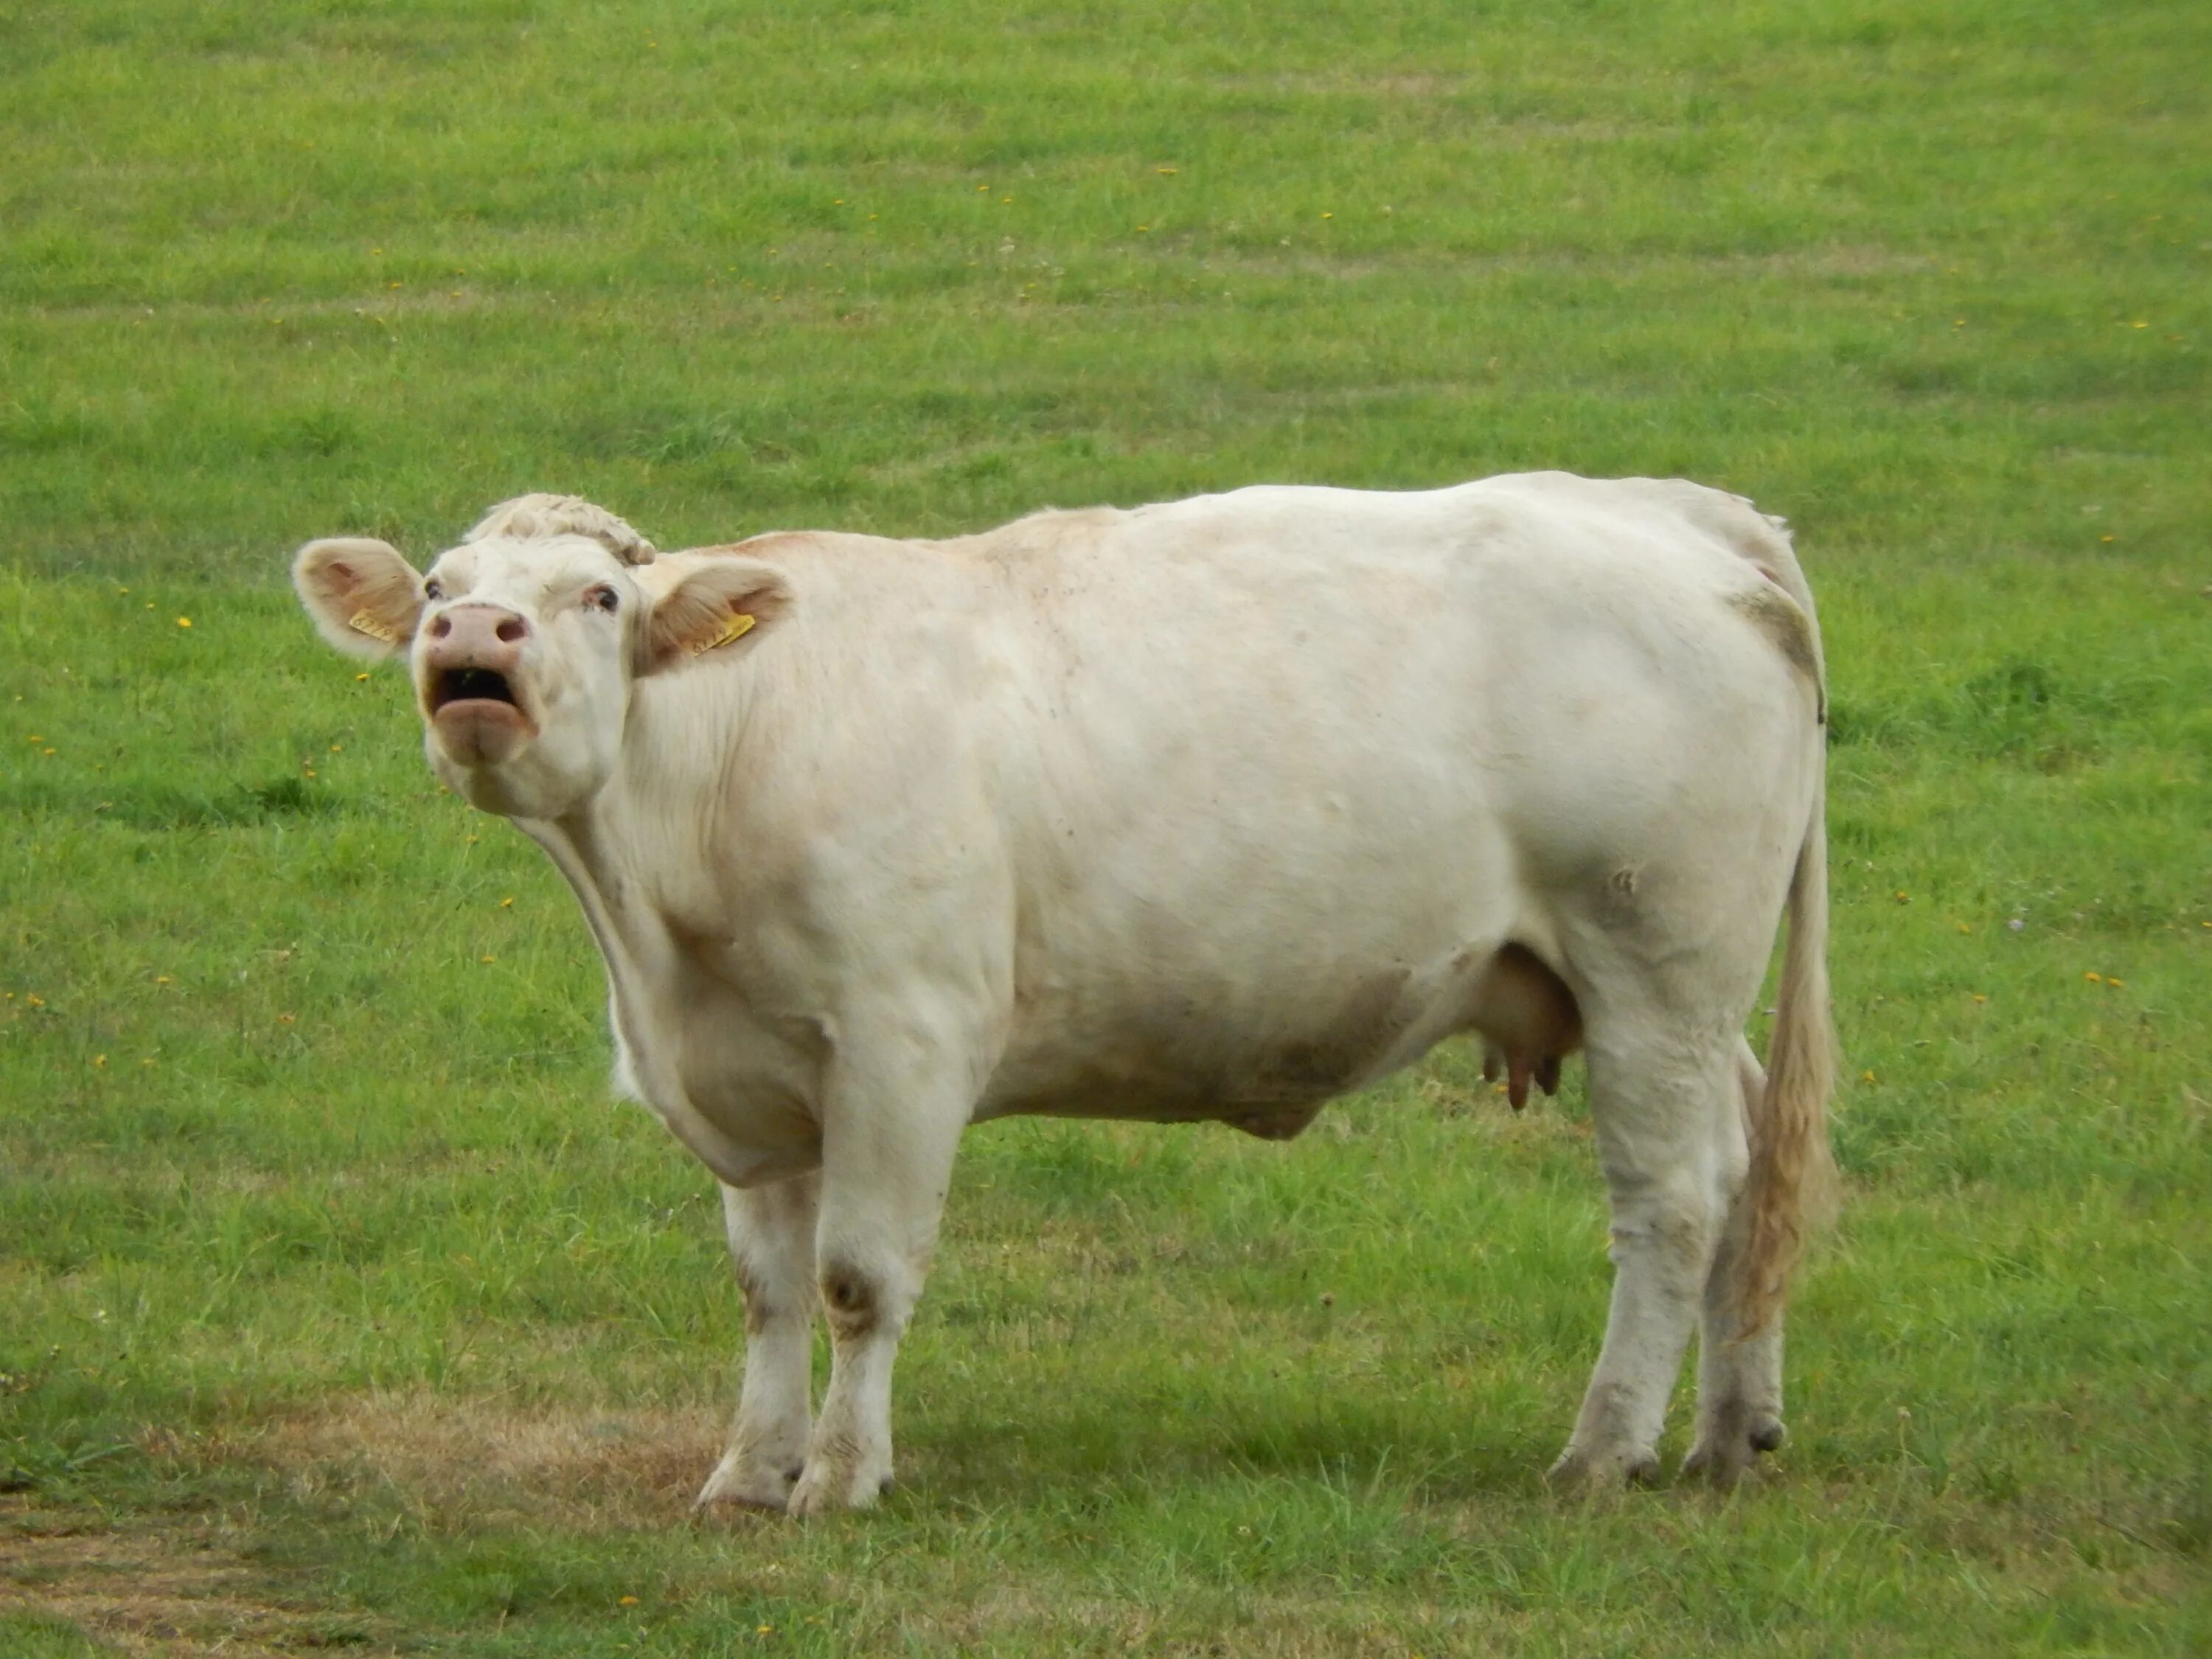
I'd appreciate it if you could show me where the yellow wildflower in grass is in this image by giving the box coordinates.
[619,1596,640,1607]
[27,995,44,1007]
[2084,972,2102,983]
[1973,994,1987,1004]
[355,672,369,681]
[1861,1069,1876,1083]
[501,897,514,908]
[2107,976,2124,988]
[93,1055,106,1068]
[480,954,497,964]
[177,616,192,628]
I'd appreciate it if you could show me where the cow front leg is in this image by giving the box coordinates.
[787,1069,966,1517]
[1550,1030,1735,1489]
[697,1172,820,1511]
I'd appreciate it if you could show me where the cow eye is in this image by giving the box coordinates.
[422,578,445,602]
[586,585,619,613]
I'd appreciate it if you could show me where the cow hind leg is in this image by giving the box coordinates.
[697,1172,820,1512]
[1682,1038,1787,1486]
[1549,1016,1740,1490]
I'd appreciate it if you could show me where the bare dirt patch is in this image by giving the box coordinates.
[0,1498,382,1657]
[0,1398,726,1652]
[262,1391,723,1532]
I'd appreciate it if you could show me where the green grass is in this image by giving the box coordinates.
[3,0,2209,1652]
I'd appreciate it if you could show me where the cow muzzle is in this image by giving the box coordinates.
[420,605,537,765]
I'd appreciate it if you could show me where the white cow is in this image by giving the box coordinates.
[293,474,1835,1514]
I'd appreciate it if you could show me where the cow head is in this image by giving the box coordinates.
[292,495,790,818]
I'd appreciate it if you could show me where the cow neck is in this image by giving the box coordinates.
[544,675,744,958]
[518,804,759,1186]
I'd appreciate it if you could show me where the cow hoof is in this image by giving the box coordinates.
[694,1452,802,1513]
[1547,1443,1660,1492]
[787,1459,891,1517]
[1683,1413,1785,1488]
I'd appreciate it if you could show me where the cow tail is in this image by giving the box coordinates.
[1737,768,1840,1338]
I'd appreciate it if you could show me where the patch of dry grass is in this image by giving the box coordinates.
[1,1500,388,1658]
[261,1394,718,1534]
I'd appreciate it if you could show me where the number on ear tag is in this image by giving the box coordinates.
[692,611,757,655]
[347,608,400,644]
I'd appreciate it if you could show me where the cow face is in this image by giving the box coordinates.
[293,515,789,820]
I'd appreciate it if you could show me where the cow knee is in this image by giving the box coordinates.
[820,1263,876,1337]
[720,1180,819,1329]
[818,1257,912,1343]
[729,1239,813,1328]
[733,1265,786,1337]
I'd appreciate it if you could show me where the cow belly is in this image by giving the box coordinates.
[975,954,1479,1133]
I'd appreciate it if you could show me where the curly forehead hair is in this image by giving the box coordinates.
[464,494,657,565]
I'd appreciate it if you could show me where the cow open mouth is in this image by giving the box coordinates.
[431,667,520,714]
[428,666,532,767]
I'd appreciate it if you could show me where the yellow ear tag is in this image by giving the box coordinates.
[693,611,756,655]
[347,608,400,644]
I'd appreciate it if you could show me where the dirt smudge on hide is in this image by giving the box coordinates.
[1241,967,1415,1107]
[1726,582,1825,721]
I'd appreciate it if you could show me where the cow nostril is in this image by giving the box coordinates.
[429,614,452,640]
[495,616,528,644]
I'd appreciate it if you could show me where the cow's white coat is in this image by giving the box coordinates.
[293,474,1834,1512]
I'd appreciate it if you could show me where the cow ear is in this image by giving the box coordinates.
[293,538,425,661]
[639,559,793,676]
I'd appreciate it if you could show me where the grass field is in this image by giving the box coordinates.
[4,0,2210,1652]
